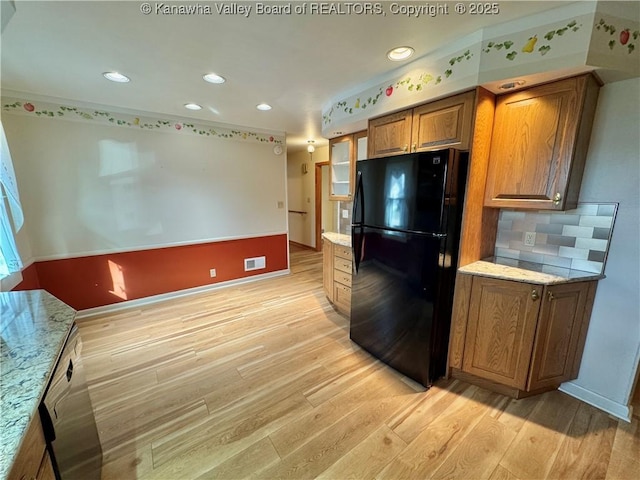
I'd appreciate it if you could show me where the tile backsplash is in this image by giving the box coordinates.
[495,203,618,275]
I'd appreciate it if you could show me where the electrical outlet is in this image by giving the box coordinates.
[524,232,536,247]
[277,201,284,209]
[209,268,216,278]
[342,209,349,219]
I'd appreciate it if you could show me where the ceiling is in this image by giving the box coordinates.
[1,0,573,151]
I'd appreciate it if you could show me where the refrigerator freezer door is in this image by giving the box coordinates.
[349,227,446,387]
[357,151,449,234]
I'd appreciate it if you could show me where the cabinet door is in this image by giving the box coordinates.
[354,130,368,161]
[367,110,413,158]
[528,282,591,390]
[322,239,334,301]
[329,134,355,201]
[462,277,541,389]
[412,90,475,152]
[484,75,596,210]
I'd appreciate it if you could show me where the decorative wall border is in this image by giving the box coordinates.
[322,1,639,136]
[1,98,285,145]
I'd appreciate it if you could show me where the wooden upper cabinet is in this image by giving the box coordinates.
[368,91,475,159]
[484,74,600,210]
[450,274,597,396]
[412,90,474,152]
[329,130,366,201]
[367,110,413,158]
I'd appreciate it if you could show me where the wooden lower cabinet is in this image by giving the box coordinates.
[322,239,334,302]
[322,237,352,316]
[448,274,597,397]
[8,414,54,480]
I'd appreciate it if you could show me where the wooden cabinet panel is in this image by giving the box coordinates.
[322,237,352,316]
[368,91,475,159]
[334,258,352,275]
[334,269,352,287]
[450,275,597,397]
[322,239,334,302]
[37,451,56,480]
[8,414,47,480]
[528,282,593,390]
[462,277,541,389]
[448,273,473,369]
[333,283,351,312]
[484,74,600,210]
[334,245,352,260]
[412,90,474,152]
[367,110,413,158]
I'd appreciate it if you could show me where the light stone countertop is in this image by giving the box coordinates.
[459,257,604,285]
[322,232,352,248]
[0,290,76,480]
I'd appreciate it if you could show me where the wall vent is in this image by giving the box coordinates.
[244,256,266,271]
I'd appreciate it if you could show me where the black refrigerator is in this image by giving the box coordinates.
[350,149,468,388]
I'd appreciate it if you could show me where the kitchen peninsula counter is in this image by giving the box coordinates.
[321,231,351,248]
[0,290,76,479]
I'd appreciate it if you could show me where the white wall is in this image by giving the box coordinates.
[3,114,287,260]
[560,77,640,419]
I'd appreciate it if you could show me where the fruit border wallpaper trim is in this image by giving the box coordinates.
[1,98,285,145]
[322,3,638,135]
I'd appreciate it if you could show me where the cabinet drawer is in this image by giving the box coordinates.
[334,245,352,260]
[334,256,352,274]
[334,269,352,287]
[334,283,352,312]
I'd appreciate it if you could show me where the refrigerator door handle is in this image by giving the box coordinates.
[352,171,364,273]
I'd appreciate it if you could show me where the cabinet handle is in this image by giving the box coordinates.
[402,144,408,152]
[531,289,539,301]
[412,143,417,152]
[547,290,555,301]
[553,193,562,205]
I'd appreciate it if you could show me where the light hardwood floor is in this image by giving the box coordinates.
[78,244,640,480]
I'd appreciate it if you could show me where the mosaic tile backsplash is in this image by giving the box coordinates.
[495,203,618,275]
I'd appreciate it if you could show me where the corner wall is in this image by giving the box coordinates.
[560,77,640,420]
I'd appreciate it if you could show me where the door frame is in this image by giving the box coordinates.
[315,161,329,252]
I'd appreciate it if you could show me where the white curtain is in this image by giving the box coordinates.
[0,120,24,276]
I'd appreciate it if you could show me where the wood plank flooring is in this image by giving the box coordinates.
[77,244,640,479]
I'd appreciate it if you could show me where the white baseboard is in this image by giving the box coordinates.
[75,269,290,320]
[559,382,631,422]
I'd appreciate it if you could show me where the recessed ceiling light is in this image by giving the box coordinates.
[203,73,226,84]
[256,103,272,111]
[387,46,414,61]
[103,71,130,83]
[184,103,202,110]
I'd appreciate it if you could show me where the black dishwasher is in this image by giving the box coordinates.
[39,324,102,480]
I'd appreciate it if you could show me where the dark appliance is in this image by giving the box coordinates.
[350,149,468,387]
[40,324,102,480]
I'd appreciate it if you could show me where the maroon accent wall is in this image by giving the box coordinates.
[12,234,288,310]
